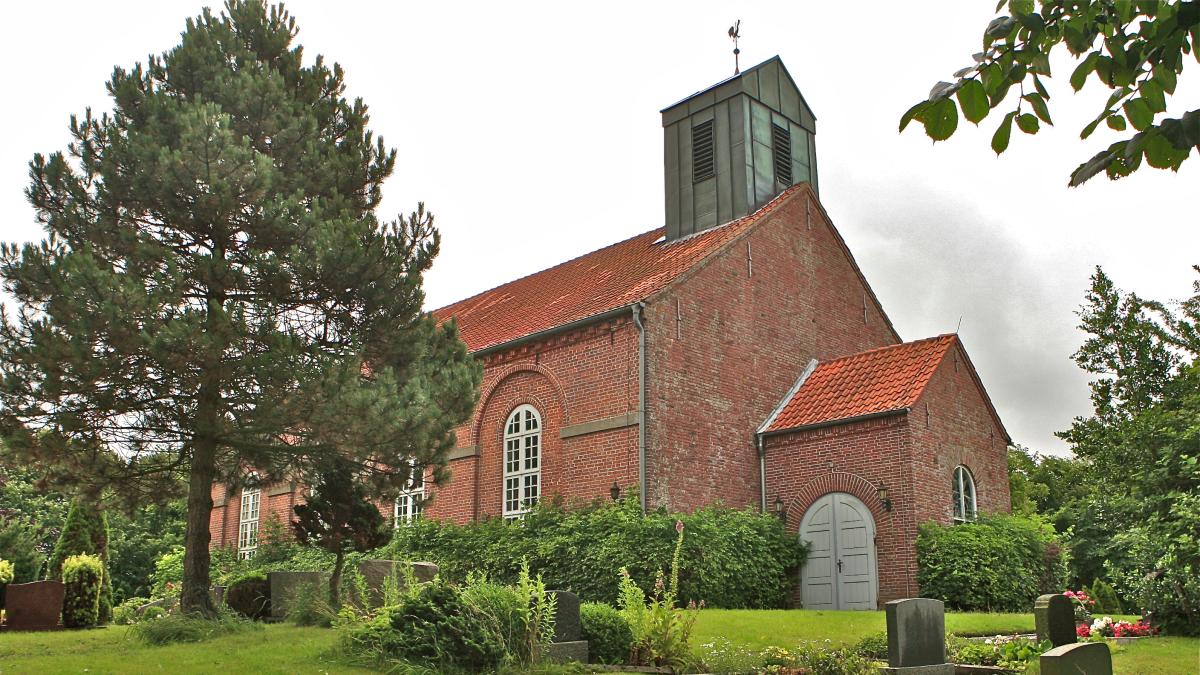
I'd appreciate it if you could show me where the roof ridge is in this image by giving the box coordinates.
[896,334,958,408]
[816,333,956,366]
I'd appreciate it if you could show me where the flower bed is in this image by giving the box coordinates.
[1077,616,1157,640]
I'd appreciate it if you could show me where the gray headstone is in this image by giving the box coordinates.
[547,640,589,664]
[4,581,65,631]
[886,598,947,668]
[357,560,439,608]
[547,590,581,642]
[268,571,328,619]
[1039,642,1112,675]
[1034,593,1077,647]
[210,585,226,606]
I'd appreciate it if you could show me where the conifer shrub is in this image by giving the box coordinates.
[916,514,1068,612]
[49,496,113,622]
[580,602,633,664]
[385,496,802,608]
[224,571,271,620]
[62,553,104,628]
[1089,578,1123,615]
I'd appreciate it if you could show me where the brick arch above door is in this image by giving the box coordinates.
[784,471,890,532]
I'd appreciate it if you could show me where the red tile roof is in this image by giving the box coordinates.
[434,185,809,353]
[764,334,959,433]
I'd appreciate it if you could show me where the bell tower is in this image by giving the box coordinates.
[661,56,817,240]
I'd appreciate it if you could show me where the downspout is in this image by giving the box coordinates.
[632,302,647,514]
[757,434,767,513]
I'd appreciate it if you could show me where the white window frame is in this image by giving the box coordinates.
[394,460,424,527]
[503,404,541,520]
[952,465,978,523]
[238,486,261,559]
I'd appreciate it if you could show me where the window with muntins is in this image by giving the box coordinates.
[952,465,977,523]
[238,487,261,560]
[503,405,541,520]
[395,460,424,526]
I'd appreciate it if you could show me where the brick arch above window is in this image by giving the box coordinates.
[471,364,568,445]
[784,471,889,532]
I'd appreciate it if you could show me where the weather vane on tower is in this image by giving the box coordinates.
[728,19,741,75]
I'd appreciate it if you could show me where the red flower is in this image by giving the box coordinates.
[1076,624,1091,638]
[675,520,684,534]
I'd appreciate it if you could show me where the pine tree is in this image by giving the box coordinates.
[0,1,481,614]
[292,457,392,608]
[48,494,113,623]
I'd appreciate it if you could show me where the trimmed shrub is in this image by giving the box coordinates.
[0,557,13,610]
[225,571,271,620]
[62,553,104,628]
[385,496,803,608]
[917,514,1068,612]
[580,602,633,664]
[340,580,507,670]
[49,496,113,623]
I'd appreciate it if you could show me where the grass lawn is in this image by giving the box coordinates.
[0,623,370,675]
[692,608,1143,649]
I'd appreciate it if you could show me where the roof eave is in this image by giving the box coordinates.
[468,304,636,358]
[763,407,910,438]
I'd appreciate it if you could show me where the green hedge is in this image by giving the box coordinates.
[384,496,803,608]
[580,602,633,664]
[917,514,1068,612]
[225,571,271,620]
[62,553,104,628]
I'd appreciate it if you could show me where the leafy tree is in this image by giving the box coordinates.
[0,0,480,615]
[1059,267,1199,632]
[902,0,1199,185]
[1007,445,1050,516]
[0,519,44,583]
[292,458,392,608]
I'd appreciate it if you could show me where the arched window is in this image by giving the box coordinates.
[238,486,261,560]
[952,465,977,523]
[395,460,424,527]
[503,404,541,520]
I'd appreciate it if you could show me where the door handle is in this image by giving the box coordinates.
[837,559,843,572]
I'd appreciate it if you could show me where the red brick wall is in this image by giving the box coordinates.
[908,342,1012,527]
[422,317,641,522]
[764,414,919,607]
[644,189,900,512]
[209,482,304,549]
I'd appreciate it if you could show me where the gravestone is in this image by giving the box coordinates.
[4,581,65,630]
[882,598,954,675]
[356,560,438,608]
[1039,642,1112,675]
[545,589,588,663]
[1034,594,1076,647]
[136,596,178,617]
[268,571,328,619]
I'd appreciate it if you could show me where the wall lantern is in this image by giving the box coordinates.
[877,482,893,512]
[773,495,786,520]
[610,481,621,502]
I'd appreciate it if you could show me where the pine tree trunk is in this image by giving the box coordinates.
[330,549,345,609]
[180,438,218,616]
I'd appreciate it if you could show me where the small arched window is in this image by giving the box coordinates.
[952,465,977,523]
[503,404,541,520]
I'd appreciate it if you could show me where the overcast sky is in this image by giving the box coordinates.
[2,1,1196,454]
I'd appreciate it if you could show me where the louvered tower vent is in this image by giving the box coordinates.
[661,56,817,241]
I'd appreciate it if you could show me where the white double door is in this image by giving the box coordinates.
[798,492,878,610]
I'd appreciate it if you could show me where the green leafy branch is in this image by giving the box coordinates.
[901,0,1200,185]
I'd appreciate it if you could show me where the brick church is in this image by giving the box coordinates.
[210,57,1011,610]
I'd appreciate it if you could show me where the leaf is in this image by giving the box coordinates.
[1141,132,1190,170]
[1017,113,1040,134]
[957,80,990,125]
[920,98,959,141]
[1033,74,1050,100]
[899,100,932,132]
[1081,115,1105,140]
[1106,114,1127,131]
[984,16,1017,46]
[953,66,976,78]
[1008,0,1033,16]
[992,111,1017,154]
[1069,145,1120,187]
[928,80,961,101]
[1124,98,1154,131]
[1071,53,1098,91]
[1158,110,1200,150]
[1024,94,1053,125]
[1140,80,1166,114]
[1153,63,1178,95]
